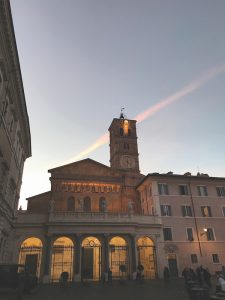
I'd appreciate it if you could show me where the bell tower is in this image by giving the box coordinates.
[108,112,140,173]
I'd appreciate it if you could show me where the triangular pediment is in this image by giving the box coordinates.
[48,158,120,178]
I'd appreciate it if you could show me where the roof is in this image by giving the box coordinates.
[136,172,225,188]
[48,158,110,172]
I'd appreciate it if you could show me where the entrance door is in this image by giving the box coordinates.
[81,237,102,281]
[25,254,38,276]
[82,247,94,279]
[168,257,178,277]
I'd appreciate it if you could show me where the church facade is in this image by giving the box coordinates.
[14,117,162,282]
[14,116,225,282]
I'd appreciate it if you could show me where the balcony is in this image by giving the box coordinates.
[49,211,161,226]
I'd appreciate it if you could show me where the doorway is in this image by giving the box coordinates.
[109,236,129,279]
[18,237,42,278]
[81,237,101,281]
[168,254,178,277]
[137,236,157,279]
[25,254,38,275]
[51,237,74,282]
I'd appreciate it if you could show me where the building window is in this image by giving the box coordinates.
[206,228,215,241]
[179,185,189,195]
[163,228,173,241]
[120,128,124,136]
[201,206,212,217]
[99,197,106,212]
[158,183,169,195]
[190,254,198,264]
[160,205,172,216]
[83,196,91,212]
[212,254,219,263]
[67,196,75,211]
[216,186,225,197]
[181,205,192,217]
[197,186,208,196]
[222,207,225,217]
[187,228,194,241]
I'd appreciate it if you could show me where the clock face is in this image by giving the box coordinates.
[120,156,135,168]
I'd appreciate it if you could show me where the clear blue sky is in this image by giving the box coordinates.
[10,0,225,208]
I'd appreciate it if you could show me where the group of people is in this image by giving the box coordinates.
[182,265,225,292]
[182,266,211,288]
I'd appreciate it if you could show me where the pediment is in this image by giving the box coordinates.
[48,158,120,178]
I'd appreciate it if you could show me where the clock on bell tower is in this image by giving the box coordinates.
[108,113,140,173]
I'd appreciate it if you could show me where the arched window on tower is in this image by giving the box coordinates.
[67,196,75,211]
[84,196,91,212]
[120,127,124,136]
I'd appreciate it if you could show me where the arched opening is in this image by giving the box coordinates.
[83,196,91,212]
[51,237,74,282]
[18,237,42,278]
[109,236,129,279]
[67,196,75,211]
[81,236,101,281]
[137,236,157,279]
[99,197,106,212]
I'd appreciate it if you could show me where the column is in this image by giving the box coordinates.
[42,235,52,282]
[103,234,110,271]
[130,234,137,273]
[74,234,81,281]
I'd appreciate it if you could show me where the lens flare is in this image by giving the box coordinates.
[63,63,225,163]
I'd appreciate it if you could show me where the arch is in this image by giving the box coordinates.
[67,196,75,211]
[99,197,106,212]
[136,236,157,279]
[137,236,154,246]
[81,236,102,281]
[18,237,43,278]
[109,236,129,278]
[51,236,74,282]
[83,196,91,212]
[119,127,124,136]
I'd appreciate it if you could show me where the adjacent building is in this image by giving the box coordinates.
[137,173,225,277]
[0,0,31,263]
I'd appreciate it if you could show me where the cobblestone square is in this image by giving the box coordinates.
[19,279,189,300]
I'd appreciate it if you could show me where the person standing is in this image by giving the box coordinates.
[108,268,112,286]
[163,266,170,282]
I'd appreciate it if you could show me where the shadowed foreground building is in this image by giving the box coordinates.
[0,0,31,263]
[14,116,225,282]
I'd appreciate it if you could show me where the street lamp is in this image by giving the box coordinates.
[200,228,208,236]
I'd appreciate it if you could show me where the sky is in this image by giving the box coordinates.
[10,0,225,209]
